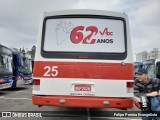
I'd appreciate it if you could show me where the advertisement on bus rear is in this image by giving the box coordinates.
[43,18,125,53]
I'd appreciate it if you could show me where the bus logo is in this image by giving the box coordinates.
[70,26,113,44]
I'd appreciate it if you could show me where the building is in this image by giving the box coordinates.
[136,51,148,62]
[149,48,160,59]
[136,48,160,62]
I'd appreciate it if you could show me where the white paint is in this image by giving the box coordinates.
[33,78,133,98]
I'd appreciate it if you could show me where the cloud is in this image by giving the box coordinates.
[135,0,160,27]
[0,0,81,49]
[0,0,159,61]
[128,0,160,56]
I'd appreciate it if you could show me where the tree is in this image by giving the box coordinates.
[27,45,36,58]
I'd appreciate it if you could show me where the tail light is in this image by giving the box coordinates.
[0,79,4,83]
[126,82,134,88]
[33,79,40,85]
[133,98,141,109]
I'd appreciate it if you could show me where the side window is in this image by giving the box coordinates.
[0,56,4,71]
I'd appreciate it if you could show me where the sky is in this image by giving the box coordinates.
[0,0,160,61]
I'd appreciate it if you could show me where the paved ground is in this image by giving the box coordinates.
[0,84,143,120]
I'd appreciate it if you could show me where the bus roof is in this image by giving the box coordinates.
[43,9,128,18]
[0,44,12,55]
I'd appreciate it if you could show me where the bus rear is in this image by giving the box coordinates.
[32,9,134,109]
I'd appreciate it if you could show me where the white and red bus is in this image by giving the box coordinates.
[32,9,134,109]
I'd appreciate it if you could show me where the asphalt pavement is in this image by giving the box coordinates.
[0,84,142,120]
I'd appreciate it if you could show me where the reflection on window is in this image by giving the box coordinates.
[0,55,4,72]
[134,66,138,75]
[0,55,13,73]
[19,58,32,74]
[147,64,155,78]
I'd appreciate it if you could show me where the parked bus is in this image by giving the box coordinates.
[32,9,134,109]
[0,44,13,89]
[143,59,160,79]
[12,51,25,87]
[21,52,33,84]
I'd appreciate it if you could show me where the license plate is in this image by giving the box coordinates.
[24,77,28,80]
[74,85,91,91]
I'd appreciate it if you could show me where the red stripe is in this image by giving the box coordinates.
[33,61,134,80]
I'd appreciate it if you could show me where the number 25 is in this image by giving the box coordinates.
[44,66,58,77]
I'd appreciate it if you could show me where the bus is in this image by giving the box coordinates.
[32,9,134,109]
[0,44,13,89]
[143,59,160,79]
[20,52,33,84]
[12,51,25,87]
[11,51,33,87]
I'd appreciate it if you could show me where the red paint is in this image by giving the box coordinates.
[33,61,134,80]
[33,79,40,85]
[32,95,133,108]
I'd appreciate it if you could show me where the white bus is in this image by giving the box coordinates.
[32,9,134,109]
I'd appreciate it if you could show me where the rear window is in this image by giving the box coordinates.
[41,15,127,60]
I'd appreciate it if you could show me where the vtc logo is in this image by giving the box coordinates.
[70,26,113,44]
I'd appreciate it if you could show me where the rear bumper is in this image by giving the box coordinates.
[32,95,133,108]
[0,81,13,90]
[24,79,33,84]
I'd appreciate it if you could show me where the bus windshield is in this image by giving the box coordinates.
[0,54,13,73]
[19,58,32,74]
[26,59,32,73]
